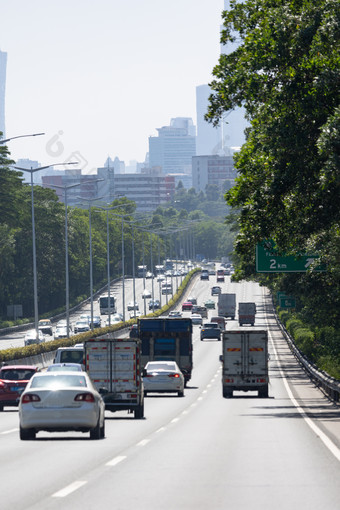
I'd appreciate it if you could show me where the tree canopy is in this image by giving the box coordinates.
[206,0,340,328]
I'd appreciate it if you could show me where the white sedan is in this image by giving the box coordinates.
[143,361,184,397]
[19,372,105,440]
[191,313,203,325]
[24,330,45,346]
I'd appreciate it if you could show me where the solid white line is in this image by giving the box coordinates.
[106,455,127,467]
[266,294,340,462]
[1,428,19,435]
[52,481,87,498]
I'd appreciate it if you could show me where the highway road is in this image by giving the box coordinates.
[0,274,179,351]
[1,275,340,509]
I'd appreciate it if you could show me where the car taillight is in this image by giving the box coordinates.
[168,373,180,378]
[21,394,41,403]
[74,393,95,402]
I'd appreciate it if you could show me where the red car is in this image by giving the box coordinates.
[0,365,40,411]
[182,301,193,311]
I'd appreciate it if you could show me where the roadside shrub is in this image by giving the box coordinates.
[293,328,315,360]
[278,310,291,325]
[286,318,304,336]
[318,355,340,380]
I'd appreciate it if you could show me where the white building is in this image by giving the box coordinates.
[0,50,7,137]
[192,154,237,193]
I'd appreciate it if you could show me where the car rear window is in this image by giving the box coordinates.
[147,362,176,371]
[30,374,87,388]
[0,369,36,380]
[60,350,84,364]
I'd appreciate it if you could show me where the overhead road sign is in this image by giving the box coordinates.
[256,240,327,273]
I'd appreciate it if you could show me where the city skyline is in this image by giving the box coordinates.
[0,0,226,173]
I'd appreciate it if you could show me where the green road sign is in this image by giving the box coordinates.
[256,240,327,273]
[279,296,296,308]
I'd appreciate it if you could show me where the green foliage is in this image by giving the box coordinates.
[294,328,315,360]
[206,0,340,369]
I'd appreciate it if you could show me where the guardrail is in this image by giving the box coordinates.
[274,301,340,403]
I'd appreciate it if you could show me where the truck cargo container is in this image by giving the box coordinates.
[238,302,256,326]
[217,293,236,320]
[138,318,193,386]
[220,330,269,398]
[84,336,144,418]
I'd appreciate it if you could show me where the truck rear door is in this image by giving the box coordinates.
[223,331,267,376]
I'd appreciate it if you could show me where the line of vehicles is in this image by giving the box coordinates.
[1,265,269,440]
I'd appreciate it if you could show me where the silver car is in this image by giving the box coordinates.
[143,361,184,397]
[19,372,105,440]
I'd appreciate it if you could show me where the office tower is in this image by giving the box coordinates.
[149,117,196,175]
[0,50,7,138]
[196,1,247,156]
[196,84,221,156]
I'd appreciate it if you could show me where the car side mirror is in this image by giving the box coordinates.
[142,369,147,377]
[99,387,109,395]
[219,355,223,363]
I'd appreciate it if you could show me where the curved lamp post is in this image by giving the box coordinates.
[0,132,45,144]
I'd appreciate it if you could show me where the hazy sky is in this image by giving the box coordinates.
[0,0,224,174]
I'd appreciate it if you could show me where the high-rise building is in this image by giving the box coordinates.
[0,50,7,138]
[196,84,221,156]
[149,117,196,175]
[195,1,248,156]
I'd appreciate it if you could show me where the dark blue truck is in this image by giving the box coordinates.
[138,318,193,386]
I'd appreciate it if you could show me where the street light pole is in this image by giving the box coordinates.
[0,132,45,144]
[95,204,128,326]
[77,190,104,330]
[47,181,84,337]
[14,162,77,339]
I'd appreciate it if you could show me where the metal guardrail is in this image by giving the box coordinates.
[274,303,340,403]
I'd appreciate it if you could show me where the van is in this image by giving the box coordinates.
[53,345,84,365]
[210,316,226,331]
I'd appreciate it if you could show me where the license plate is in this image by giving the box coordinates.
[11,386,23,392]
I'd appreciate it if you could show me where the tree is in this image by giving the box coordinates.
[205,0,340,327]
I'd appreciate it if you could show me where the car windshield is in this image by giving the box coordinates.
[0,369,36,380]
[30,374,87,389]
[205,323,218,328]
[147,362,176,371]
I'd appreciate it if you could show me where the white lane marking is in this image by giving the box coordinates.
[171,417,179,424]
[156,427,166,433]
[1,428,19,435]
[266,292,340,462]
[52,481,87,498]
[137,439,150,447]
[106,455,127,467]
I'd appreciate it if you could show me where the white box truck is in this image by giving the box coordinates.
[217,293,236,320]
[220,330,269,398]
[84,336,144,419]
[238,302,256,326]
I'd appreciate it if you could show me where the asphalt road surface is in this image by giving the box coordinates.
[1,276,340,510]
